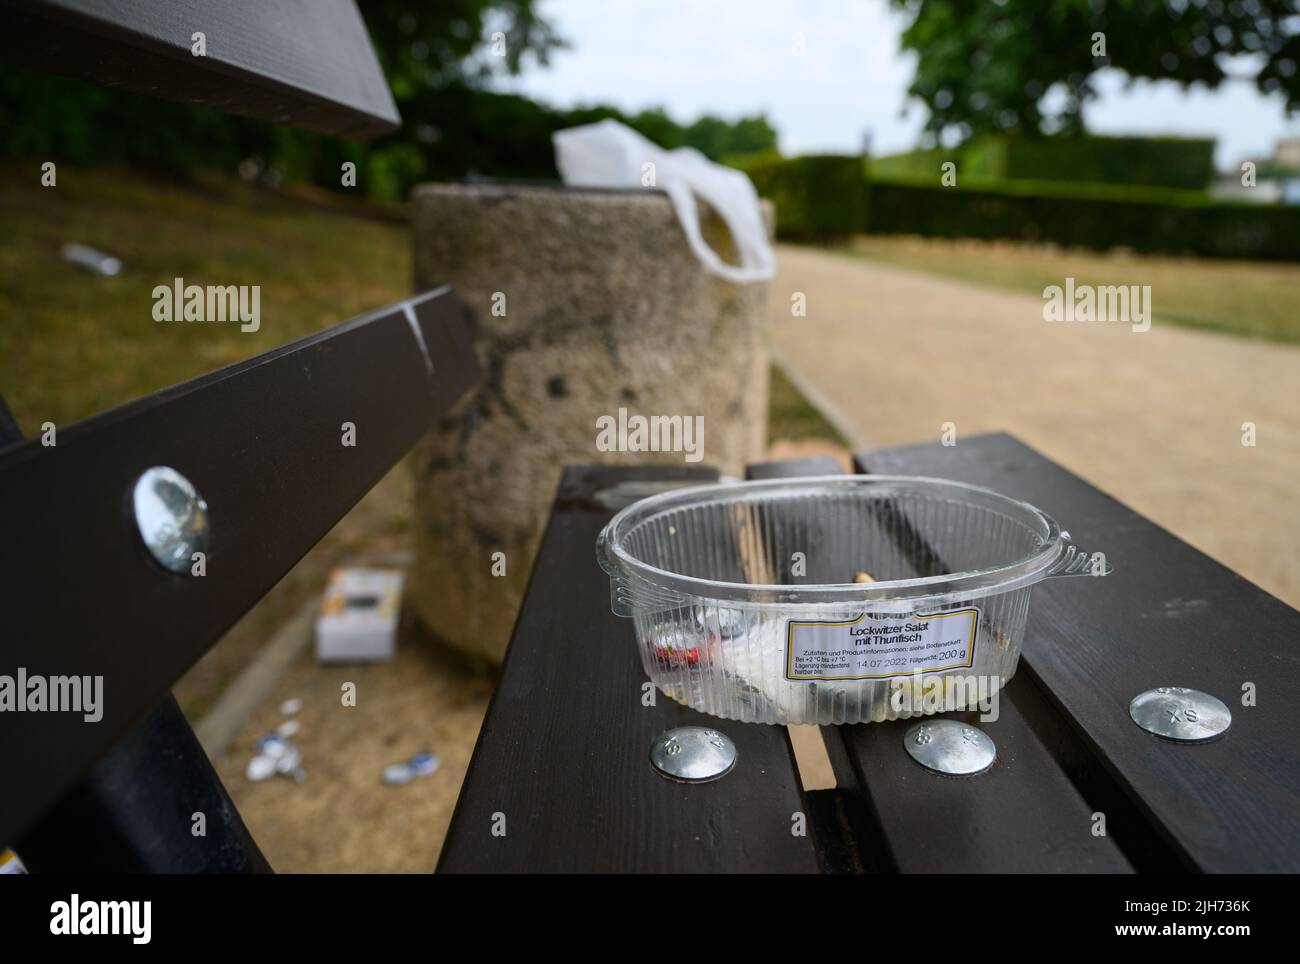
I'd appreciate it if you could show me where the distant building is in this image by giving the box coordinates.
[1275,137,1300,169]
[1215,137,1300,206]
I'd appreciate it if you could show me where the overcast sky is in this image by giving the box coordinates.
[497,0,1298,170]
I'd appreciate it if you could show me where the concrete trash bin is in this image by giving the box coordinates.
[410,182,772,663]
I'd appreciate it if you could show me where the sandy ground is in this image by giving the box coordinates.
[769,245,1300,609]
[208,442,845,873]
[211,614,495,873]
[196,462,498,874]
[207,439,845,873]
[174,463,419,722]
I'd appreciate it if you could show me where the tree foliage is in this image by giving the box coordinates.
[891,0,1300,142]
[399,85,777,181]
[0,0,775,200]
[358,0,564,99]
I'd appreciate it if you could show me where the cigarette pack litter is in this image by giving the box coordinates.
[315,568,404,663]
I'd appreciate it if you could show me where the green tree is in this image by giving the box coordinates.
[629,107,688,151]
[358,0,564,99]
[0,1,565,197]
[891,0,1300,142]
[682,113,778,159]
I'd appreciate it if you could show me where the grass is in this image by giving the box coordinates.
[1,166,847,715]
[0,166,412,431]
[1,165,850,448]
[0,166,419,719]
[842,235,1300,345]
[768,363,845,445]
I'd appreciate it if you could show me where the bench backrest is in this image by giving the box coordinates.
[1,0,399,137]
[0,3,480,869]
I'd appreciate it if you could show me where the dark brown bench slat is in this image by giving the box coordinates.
[825,693,1131,873]
[438,465,822,874]
[2,0,400,138]
[859,432,1300,872]
[746,456,843,480]
[748,453,1131,872]
[0,289,478,842]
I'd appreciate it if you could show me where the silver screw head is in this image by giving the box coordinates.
[132,466,209,574]
[903,719,996,776]
[649,726,737,783]
[1129,687,1231,743]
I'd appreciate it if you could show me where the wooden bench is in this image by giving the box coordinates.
[0,290,479,870]
[6,0,1297,877]
[438,435,1300,873]
[0,0,399,138]
[0,0,415,871]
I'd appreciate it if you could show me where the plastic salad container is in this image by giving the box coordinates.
[596,475,1108,725]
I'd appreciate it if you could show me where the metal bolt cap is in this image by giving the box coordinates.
[1129,687,1231,742]
[650,726,737,783]
[903,718,996,776]
[132,466,209,574]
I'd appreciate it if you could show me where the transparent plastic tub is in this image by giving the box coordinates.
[596,475,1108,725]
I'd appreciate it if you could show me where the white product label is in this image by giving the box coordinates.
[784,608,980,681]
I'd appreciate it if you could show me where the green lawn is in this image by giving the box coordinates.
[768,364,845,445]
[842,235,1300,345]
[0,166,851,719]
[0,167,413,431]
[2,166,847,450]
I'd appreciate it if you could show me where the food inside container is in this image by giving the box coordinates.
[596,475,1108,725]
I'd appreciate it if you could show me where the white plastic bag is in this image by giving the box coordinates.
[553,119,776,284]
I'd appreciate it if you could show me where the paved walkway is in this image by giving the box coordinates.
[769,244,1300,608]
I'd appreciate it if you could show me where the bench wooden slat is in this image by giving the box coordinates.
[746,456,843,480]
[437,465,822,873]
[2,0,399,138]
[859,432,1300,872]
[747,452,1131,872]
[0,289,477,842]
[826,687,1132,873]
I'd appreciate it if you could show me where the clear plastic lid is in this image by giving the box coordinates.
[597,475,1098,615]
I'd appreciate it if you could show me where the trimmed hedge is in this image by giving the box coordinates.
[875,134,1216,191]
[741,154,866,239]
[866,177,1300,262]
[871,148,958,180]
[998,135,1215,191]
[734,151,1300,260]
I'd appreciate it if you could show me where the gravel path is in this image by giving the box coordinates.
[769,244,1300,608]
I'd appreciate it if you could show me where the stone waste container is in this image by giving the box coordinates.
[411,182,772,662]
